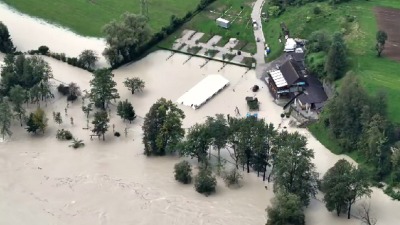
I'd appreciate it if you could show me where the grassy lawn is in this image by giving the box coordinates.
[262,0,400,123]
[160,0,257,54]
[1,0,199,37]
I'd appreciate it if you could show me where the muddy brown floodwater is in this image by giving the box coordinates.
[1,2,400,225]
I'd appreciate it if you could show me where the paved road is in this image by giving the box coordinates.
[251,0,267,79]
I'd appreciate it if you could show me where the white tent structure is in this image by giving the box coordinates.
[177,74,230,109]
[284,38,297,52]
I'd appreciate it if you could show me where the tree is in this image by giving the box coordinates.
[273,132,318,206]
[123,77,145,94]
[222,168,243,187]
[194,166,217,196]
[0,22,15,53]
[26,108,48,134]
[174,160,192,184]
[180,123,212,163]
[103,13,151,66]
[79,49,98,69]
[89,68,119,109]
[92,111,109,141]
[205,114,229,168]
[53,112,63,125]
[142,98,185,156]
[67,82,81,102]
[82,103,93,118]
[9,85,27,126]
[391,142,400,182]
[0,100,13,139]
[117,100,136,123]
[325,32,347,80]
[307,30,332,53]
[358,202,377,225]
[321,159,372,219]
[376,30,388,57]
[266,191,305,225]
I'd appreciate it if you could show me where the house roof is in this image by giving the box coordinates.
[279,59,304,86]
[290,52,305,62]
[298,75,328,104]
[269,70,288,88]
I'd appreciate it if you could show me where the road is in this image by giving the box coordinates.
[251,0,268,79]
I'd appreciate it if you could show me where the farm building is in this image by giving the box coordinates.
[216,18,230,29]
[177,74,230,109]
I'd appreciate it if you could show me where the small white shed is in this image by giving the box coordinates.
[216,18,230,29]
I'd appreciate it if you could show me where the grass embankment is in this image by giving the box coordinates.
[262,0,400,123]
[1,0,199,37]
[160,0,257,54]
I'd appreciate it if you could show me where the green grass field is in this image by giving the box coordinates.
[1,0,199,37]
[262,0,400,123]
[160,0,257,54]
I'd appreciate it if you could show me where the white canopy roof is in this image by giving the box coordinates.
[217,18,230,23]
[284,38,297,52]
[177,74,230,109]
[269,70,287,88]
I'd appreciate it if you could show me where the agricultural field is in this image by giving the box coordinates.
[160,0,257,54]
[262,0,400,123]
[1,0,199,37]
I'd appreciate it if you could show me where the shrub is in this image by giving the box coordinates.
[38,45,49,55]
[194,167,217,196]
[174,161,192,184]
[57,84,69,96]
[67,95,78,102]
[114,132,121,137]
[222,169,243,187]
[56,129,73,140]
[313,6,322,15]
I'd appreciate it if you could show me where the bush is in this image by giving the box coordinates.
[38,45,49,55]
[174,160,193,184]
[67,95,78,102]
[222,169,243,187]
[56,129,73,140]
[57,84,69,96]
[194,167,217,196]
[313,6,322,15]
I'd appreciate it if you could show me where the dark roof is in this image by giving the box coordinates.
[290,52,305,62]
[279,59,305,85]
[298,75,328,105]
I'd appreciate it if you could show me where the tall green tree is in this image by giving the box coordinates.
[322,159,372,219]
[78,49,98,69]
[142,98,185,156]
[205,114,229,167]
[117,99,136,123]
[123,77,145,94]
[252,121,276,181]
[266,191,305,225]
[103,13,151,66]
[89,69,119,109]
[180,123,212,163]
[325,32,347,80]
[0,22,15,53]
[0,100,13,139]
[9,85,26,126]
[92,111,109,141]
[26,108,48,134]
[273,132,318,206]
[376,30,388,57]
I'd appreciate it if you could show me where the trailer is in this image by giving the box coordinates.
[216,18,231,29]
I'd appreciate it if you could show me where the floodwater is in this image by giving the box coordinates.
[1,2,400,225]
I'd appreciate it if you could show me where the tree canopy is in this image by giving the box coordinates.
[266,191,305,225]
[0,22,15,53]
[26,108,48,134]
[123,77,145,94]
[142,98,185,156]
[322,159,371,219]
[89,68,119,109]
[0,99,13,139]
[117,99,136,123]
[103,13,151,67]
[325,32,347,80]
[376,30,388,57]
[78,49,98,70]
[92,111,109,141]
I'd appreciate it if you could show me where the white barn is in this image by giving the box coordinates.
[177,74,230,109]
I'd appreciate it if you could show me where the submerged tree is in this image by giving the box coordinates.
[78,49,98,69]
[205,114,229,168]
[142,98,185,156]
[89,68,119,109]
[321,159,372,219]
[103,13,151,66]
[0,21,15,53]
[9,85,27,126]
[26,108,48,134]
[0,100,13,139]
[194,166,217,196]
[273,132,318,206]
[266,191,305,225]
[174,160,192,184]
[117,99,136,123]
[53,112,63,125]
[180,123,212,163]
[92,111,109,141]
[123,77,145,94]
